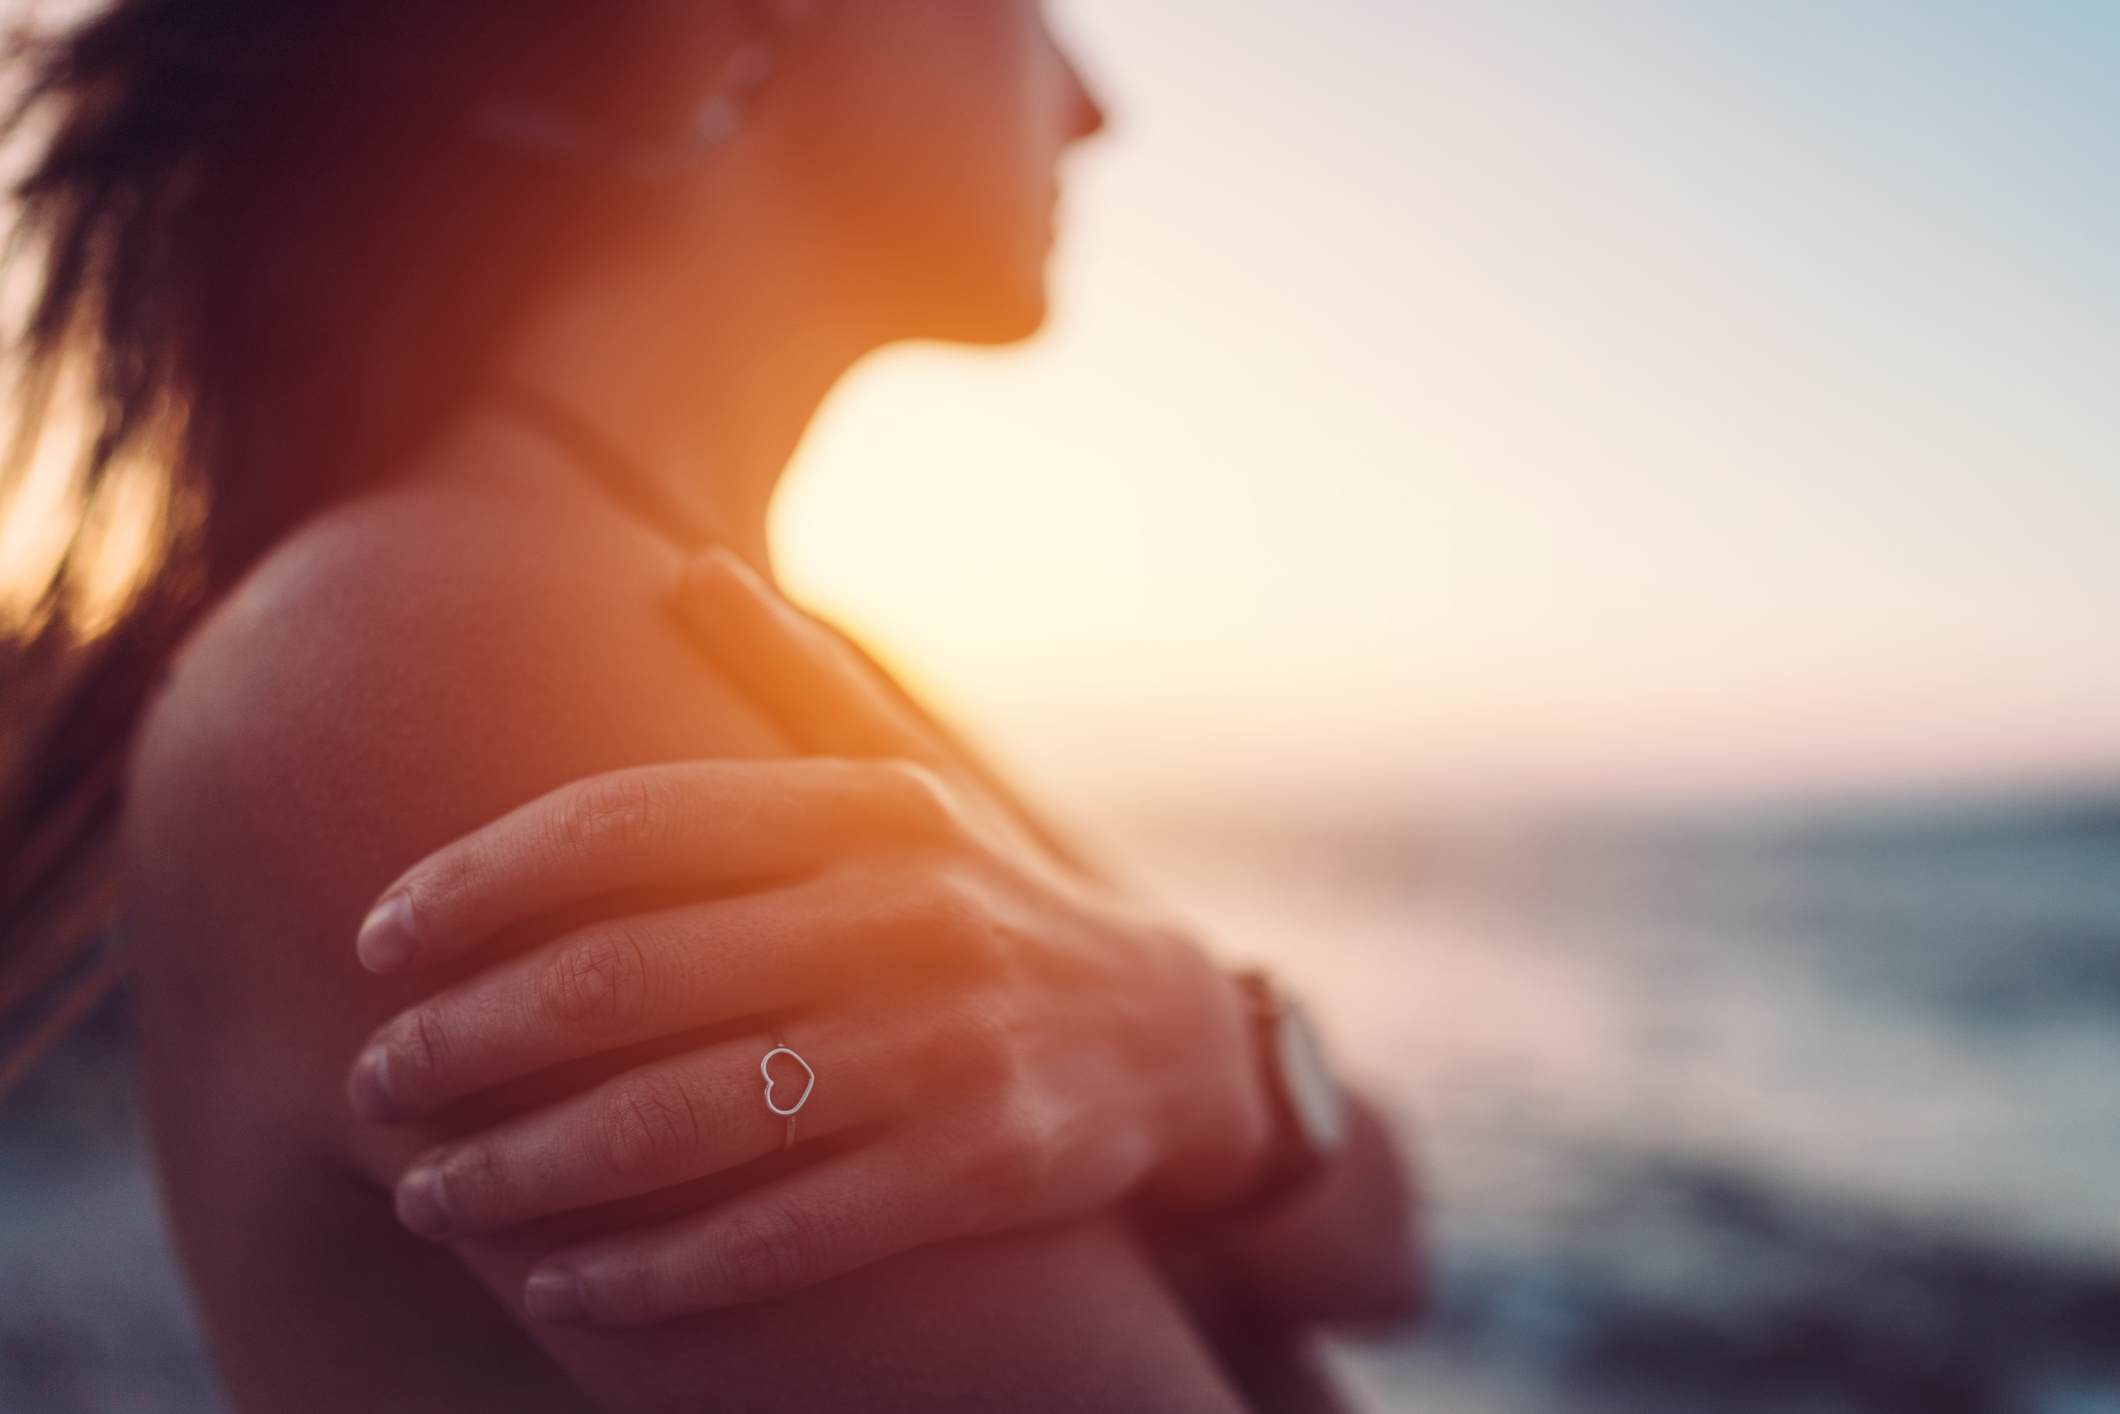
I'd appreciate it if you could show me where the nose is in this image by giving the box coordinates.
[1061,52,1108,143]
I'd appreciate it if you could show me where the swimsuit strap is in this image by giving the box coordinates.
[482,379,1100,878]
[483,378,721,548]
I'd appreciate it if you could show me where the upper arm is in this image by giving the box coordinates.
[125,486,1247,1414]
[131,485,775,1150]
[127,487,785,1409]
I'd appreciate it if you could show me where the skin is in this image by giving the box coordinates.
[122,1,1420,1409]
[343,553,1417,1331]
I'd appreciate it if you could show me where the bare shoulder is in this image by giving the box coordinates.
[128,454,787,1120]
[133,464,780,886]
[122,459,799,1412]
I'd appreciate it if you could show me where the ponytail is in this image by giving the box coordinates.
[0,0,708,1089]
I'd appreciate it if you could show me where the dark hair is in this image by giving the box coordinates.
[0,0,718,1089]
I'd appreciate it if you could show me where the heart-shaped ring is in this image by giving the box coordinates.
[761,1045,815,1118]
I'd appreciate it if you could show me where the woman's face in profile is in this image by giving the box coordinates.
[787,0,1106,342]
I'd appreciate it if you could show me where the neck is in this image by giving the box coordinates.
[492,204,872,577]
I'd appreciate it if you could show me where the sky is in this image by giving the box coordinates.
[773,0,2120,810]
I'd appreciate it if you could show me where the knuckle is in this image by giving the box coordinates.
[974,1103,1056,1208]
[916,1006,1056,1213]
[966,1003,1024,1079]
[600,1069,704,1186]
[711,1202,820,1302]
[554,772,677,859]
[913,873,1003,974]
[923,999,1019,1092]
[439,1141,507,1224]
[538,927,652,1041]
[389,1005,455,1102]
[403,857,467,930]
[581,1244,666,1326]
[869,759,953,836]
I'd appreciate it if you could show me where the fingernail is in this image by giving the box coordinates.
[395,1163,455,1240]
[357,894,418,973]
[525,1266,591,1325]
[347,1044,401,1123]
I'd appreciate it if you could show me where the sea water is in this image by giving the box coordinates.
[4,786,2119,1412]
[1109,786,2120,1414]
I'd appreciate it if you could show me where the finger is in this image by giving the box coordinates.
[671,548,931,761]
[347,855,978,1122]
[393,1020,910,1241]
[349,884,854,1122]
[521,1135,978,1325]
[357,756,957,974]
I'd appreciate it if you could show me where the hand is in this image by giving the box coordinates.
[346,550,1271,1326]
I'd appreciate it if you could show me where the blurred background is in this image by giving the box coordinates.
[5,0,2120,1410]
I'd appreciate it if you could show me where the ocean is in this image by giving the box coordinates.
[6,785,2120,1412]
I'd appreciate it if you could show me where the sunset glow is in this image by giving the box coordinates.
[775,0,2120,808]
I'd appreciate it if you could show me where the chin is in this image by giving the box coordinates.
[885,271,1048,347]
[922,252,1055,346]
[954,286,1049,346]
[862,219,1057,345]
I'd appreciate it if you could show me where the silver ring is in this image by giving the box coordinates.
[762,1033,815,1150]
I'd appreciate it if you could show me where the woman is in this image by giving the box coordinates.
[0,0,1419,1409]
